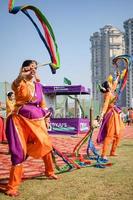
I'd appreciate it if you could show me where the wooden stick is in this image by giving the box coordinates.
[37,62,51,68]
[90,98,94,129]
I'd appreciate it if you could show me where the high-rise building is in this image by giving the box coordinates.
[124,18,133,107]
[90,25,125,107]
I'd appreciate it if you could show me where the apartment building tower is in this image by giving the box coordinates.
[124,18,133,107]
[90,25,125,106]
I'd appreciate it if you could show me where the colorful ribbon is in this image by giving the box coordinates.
[112,54,132,102]
[8,0,60,74]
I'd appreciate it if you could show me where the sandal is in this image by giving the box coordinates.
[98,157,109,163]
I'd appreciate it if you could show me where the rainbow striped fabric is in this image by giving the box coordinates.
[8,0,60,74]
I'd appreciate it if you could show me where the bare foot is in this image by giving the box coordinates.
[5,190,20,197]
[46,174,59,180]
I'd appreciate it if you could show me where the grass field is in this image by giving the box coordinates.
[0,139,133,200]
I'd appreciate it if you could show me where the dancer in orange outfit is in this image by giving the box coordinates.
[97,72,124,161]
[5,60,58,197]
[6,91,15,117]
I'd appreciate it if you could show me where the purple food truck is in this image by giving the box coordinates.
[43,85,91,135]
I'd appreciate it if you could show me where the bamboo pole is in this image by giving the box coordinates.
[89,98,94,129]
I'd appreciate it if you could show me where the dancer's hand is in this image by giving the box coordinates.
[99,113,104,124]
[116,70,120,77]
[45,117,50,129]
[34,72,40,82]
[19,66,32,78]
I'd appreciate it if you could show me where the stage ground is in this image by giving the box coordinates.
[0,126,133,183]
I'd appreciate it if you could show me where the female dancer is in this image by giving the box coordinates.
[5,60,58,197]
[97,72,124,161]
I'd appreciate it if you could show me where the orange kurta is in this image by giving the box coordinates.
[101,91,124,137]
[6,79,52,163]
[98,81,124,157]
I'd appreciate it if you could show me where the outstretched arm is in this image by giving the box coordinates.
[111,71,120,92]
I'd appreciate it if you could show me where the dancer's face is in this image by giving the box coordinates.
[22,62,37,79]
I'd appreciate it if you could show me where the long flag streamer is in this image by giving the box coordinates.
[8,0,60,74]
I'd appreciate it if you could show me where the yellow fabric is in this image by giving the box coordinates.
[121,69,126,79]
[6,98,15,117]
[107,74,113,84]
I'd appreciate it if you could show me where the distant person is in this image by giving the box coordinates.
[6,91,15,117]
[0,101,6,142]
[128,107,133,125]
[5,60,58,197]
[93,115,100,127]
[120,111,127,125]
[126,108,130,125]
